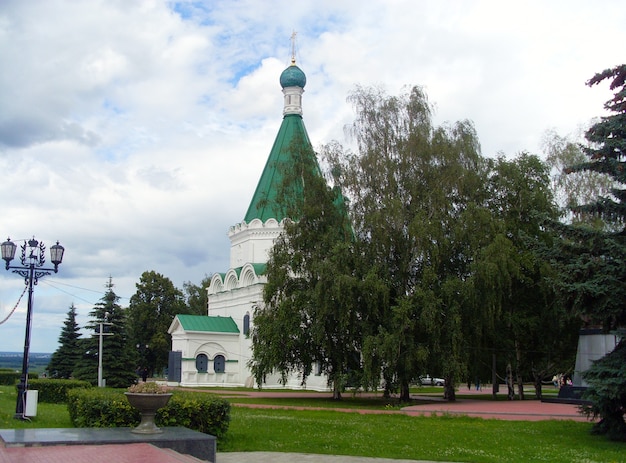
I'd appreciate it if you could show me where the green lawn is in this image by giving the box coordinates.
[0,386,72,429]
[0,385,623,462]
[221,407,624,463]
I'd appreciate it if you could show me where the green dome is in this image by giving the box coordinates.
[280,64,306,88]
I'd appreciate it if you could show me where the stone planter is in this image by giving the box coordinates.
[124,392,172,434]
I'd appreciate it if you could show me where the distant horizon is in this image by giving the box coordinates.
[0,352,52,356]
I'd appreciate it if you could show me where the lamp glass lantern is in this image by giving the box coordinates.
[50,241,65,269]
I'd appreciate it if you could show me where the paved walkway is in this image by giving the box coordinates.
[402,394,588,421]
[0,445,452,463]
[0,388,591,463]
[211,387,589,422]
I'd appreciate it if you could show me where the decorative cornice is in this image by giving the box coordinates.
[229,218,285,236]
[209,262,268,294]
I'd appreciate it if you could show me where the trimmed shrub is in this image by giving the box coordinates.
[0,370,38,386]
[67,388,230,438]
[28,379,92,403]
[67,388,139,428]
[157,392,231,438]
[0,370,19,386]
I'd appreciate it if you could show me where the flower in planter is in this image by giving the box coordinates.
[127,381,169,394]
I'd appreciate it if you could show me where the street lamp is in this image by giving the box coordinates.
[97,312,113,387]
[1,237,64,419]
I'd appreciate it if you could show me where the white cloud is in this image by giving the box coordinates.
[0,0,624,352]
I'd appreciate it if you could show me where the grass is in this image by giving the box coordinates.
[221,407,625,463]
[0,386,72,429]
[0,385,623,462]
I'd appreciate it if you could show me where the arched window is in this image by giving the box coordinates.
[214,355,225,374]
[243,313,250,335]
[195,354,208,373]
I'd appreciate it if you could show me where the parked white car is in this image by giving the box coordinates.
[419,375,445,386]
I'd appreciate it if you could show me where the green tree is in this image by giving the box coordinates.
[47,303,82,378]
[183,274,211,315]
[324,85,492,401]
[573,65,626,230]
[551,65,626,332]
[249,136,374,399]
[554,64,626,440]
[582,338,626,440]
[127,270,188,376]
[73,278,137,387]
[479,153,578,399]
[543,129,615,227]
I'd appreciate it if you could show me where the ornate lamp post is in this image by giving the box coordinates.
[1,237,64,419]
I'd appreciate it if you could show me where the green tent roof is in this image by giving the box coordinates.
[244,114,314,223]
[176,314,239,333]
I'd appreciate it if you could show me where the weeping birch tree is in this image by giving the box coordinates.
[323,85,492,401]
[249,136,385,399]
[480,153,577,399]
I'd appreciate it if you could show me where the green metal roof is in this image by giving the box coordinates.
[176,314,240,333]
[244,114,315,223]
[251,262,267,275]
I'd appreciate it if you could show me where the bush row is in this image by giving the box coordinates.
[67,388,230,438]
[159,391,231,438]
[0,370,37,386]
[28,379,92,403]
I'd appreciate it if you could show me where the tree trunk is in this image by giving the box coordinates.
[444,381,456,402]
[399,379,410,402]
[332,381,342,400]
[531,363,553,400]
[506,362,515,400]
[515,340,525,400]
[533,376,542,400]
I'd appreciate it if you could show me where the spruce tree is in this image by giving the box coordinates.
[558,65,626,329]
[553,64,626,440]
[73,277,137,387]
[47,303,82,378]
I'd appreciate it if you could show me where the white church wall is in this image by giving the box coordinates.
[174,332,246,387]
[228,219,282,268]
[208,281,264,319]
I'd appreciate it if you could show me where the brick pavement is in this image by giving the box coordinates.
[0,442,204,463]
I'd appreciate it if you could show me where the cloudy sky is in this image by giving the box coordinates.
[0,0,624,354]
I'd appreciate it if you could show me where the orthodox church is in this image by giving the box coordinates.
[168,56,330,390]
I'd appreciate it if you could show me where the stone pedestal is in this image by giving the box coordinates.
[572,329,618,386]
